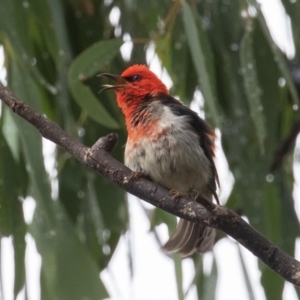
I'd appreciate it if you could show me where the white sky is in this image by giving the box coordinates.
[1,0,300,299]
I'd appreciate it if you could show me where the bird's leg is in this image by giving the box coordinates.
[189,188,200,200]
[168,190,184,202]
[188,188,216,211]
[195,195,215,211]
[128,171,150,182]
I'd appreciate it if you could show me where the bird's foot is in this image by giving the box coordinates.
[195,195,215,211]
[168,190,184,202]
[129,171,149,183]
[188,188,200,200]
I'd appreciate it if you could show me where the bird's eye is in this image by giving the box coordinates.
[123,74,142,82]
[131,75,141,81]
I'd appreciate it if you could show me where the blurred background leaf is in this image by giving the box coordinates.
[0,0,299,299]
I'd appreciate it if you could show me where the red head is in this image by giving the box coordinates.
[101,65,168,118]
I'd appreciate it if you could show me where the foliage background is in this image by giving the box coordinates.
[0,0,300,299]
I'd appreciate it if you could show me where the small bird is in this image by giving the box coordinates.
[101,65,219,256]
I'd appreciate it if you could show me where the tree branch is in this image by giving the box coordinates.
[1,82,300,286]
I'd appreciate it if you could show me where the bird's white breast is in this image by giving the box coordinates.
[125,103,212,195]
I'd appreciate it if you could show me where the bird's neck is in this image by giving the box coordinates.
[123,101,157,139]
[116,93,147,126]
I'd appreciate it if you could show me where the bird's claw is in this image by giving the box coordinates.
[188,188,200,200]
[168,190,183,202]
[129,171,148,182]
[195,195,215,211]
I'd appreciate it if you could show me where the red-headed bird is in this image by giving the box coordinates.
[101,65,219,256]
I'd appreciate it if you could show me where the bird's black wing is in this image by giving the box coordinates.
[155,94,220,202]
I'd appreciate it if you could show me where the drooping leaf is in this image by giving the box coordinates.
[248,0,299,106]
[68,39,122,128]
[173,254,184,300]
[30,203,109,300]
[150,208,176,233]
[181,1,219,125]
[240,29,266,154]
[260,266,284,300]
[0,126,26,298]
[237,245,255,300]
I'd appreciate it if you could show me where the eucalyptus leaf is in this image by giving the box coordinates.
[173,254,184,300]
[0,127,26,297]
[181,1,219,125]
[68,40,122,128]
[248,0,300,106]
[240,29,266,154]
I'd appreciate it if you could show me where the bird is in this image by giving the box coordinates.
[101,64,219,256]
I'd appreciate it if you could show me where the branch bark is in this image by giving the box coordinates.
[1,82,300,286]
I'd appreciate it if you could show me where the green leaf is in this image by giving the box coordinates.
[12,204,26,300]
[172,254,184,300]
[58,158,86,223]
[2,107,20,161]
[156,18,198,103]
[0,0,32,60]
[237,245,255,300]
[181,1,219,125]
[240,29,266,154]
[0,127,26,298]
[191,255,218,300]
[202,257,218,300]
[248,0,299,106]
[30,203,109,300]
[68,39,122,129]
[150,208,176,233]
[260,266,284,300]
[93,174,128,233]
[27,0,59,62]
[0,137,14,237]
[0,0,57,94]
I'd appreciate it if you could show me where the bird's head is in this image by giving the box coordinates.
[100,65,168,116]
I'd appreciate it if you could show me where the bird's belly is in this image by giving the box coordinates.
[125,132,211,195]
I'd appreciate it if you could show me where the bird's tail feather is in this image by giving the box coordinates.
[163,219,215,257]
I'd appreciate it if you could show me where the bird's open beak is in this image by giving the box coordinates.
[98,73,127,92]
